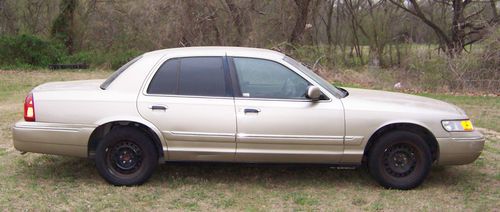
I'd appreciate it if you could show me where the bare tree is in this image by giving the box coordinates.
[289,0,312,45]
[51,0,78,54]
[389,0,500,56]
[225,0,247,45]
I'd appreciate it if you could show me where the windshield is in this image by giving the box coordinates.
[283,56,346,98]
[100,55,143,90]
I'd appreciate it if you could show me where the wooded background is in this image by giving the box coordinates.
[0,0,499,92]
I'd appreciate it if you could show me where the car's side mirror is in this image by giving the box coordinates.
[306,86,321,101]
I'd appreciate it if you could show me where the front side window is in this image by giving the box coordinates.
[148,57,227,97]
[233,57,310,99]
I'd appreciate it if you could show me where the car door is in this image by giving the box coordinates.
[230,57,345,163]
[137,56,236,162]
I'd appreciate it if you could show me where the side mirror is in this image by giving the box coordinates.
[306,86,321,101]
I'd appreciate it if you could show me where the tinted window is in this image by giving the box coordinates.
[147,57,227,97]
[100,55,142,89]
[178,57,226,96]
[233,58,310,99]
[148,59,179,94]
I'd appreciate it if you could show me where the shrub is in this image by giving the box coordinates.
[0,34,65,68]
[61,51,95,64]
[108,50,142,70]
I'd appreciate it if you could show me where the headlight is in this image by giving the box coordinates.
[441,120,474,132]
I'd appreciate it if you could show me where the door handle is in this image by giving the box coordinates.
[149,105,167,111]
[244,108,261,113]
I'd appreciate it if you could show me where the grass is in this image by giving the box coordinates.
[0,70,499,210]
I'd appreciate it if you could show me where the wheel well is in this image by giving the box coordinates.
[88,121,164,161]
[363,123,439,163]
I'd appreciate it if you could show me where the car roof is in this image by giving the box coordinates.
[143,46,286,60]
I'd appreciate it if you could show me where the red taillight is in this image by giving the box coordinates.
[24,93,35,122]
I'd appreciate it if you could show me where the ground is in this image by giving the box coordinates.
[0,70,498,211]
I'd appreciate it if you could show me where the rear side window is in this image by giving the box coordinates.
[147,57,227,97]
[147,59,179,94]
[100,55,142,89]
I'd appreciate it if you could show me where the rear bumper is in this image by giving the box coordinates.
[12,121,95,157]
[437,131,485,165]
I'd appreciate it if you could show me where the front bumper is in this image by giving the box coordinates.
[12,121,95,157]
[437,130,485,165]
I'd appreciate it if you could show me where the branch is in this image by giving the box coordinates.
[434,0,452,6]
[465,6,485,21]
[389,0,451,45]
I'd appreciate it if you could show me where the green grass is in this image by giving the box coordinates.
[0,70,499,210]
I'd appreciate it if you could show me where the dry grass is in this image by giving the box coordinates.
[0,70,499,211]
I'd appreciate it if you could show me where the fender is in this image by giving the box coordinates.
[94,115,169,155]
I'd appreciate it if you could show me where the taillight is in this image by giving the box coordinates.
[24,93,35,122]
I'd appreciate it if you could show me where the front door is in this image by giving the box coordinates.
[230,57,345,163]
[138,56,236,161]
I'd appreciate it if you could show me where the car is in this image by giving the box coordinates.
[12,47,484,189]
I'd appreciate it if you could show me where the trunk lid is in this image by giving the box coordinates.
[33,79,104,92]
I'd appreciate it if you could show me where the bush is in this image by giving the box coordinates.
[108,50,142,69]
[399,41,499,93]
[61,51,95,64]
[60,49,142,69]
[0,34,65,68]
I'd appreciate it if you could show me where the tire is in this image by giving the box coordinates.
[95,127,158,186]
[367,131,432,190]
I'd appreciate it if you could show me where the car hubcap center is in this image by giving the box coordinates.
[110,141,143,172]
[383,144,417,177]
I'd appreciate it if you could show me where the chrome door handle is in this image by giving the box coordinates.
[149,105,167,111]
[244,108,260,113]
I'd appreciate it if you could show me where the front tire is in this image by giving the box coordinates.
[95,127,158,186]
[368,131,432,190]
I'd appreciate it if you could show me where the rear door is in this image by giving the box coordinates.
[137,56,237,161]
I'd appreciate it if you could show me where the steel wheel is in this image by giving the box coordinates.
[106,141,144,176]
[368,131,432,190]
[95,127,158,186]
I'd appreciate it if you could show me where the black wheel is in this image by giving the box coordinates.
[95,127,158,186]
[368,131,432,190]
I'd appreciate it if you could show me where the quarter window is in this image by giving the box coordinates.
[233,58,310,99]
[148,57,227,97]
[147,59,179,95]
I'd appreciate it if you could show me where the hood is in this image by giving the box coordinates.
[33,79,105,92]
[342,88,466,117]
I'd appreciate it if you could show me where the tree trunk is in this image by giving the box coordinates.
[51,0,77,54]
[179,1,196,47]
[490,0,498,18]
[289,0,311,45]
[326,0,335,64]
[225,0,244,46]
[326,0,334,47]
[449,0,466,55]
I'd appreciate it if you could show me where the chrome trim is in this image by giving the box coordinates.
[169,131,235,137]
[235,97,331,103]
[236,149,340,154]
[451,137,485,141]
[167,148,235,153]
[344,136,364,145]
[13,126,79,132]
[238,133,343,140]
[143,93,234,100]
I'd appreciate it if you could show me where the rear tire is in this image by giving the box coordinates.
[368,131,432,190]
[95,127,158,186]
